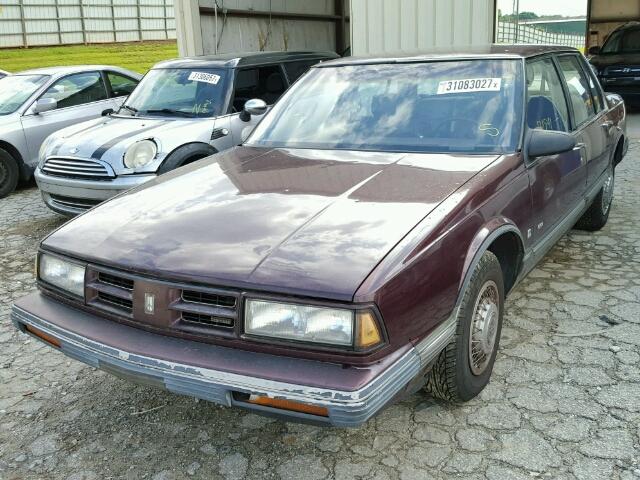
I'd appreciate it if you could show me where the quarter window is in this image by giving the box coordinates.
[525,58,569,132]
[41,72,108,110]
[232,66,287,111]
[556,55,596,128]
[284,60,321,83]
[107,72,138,97]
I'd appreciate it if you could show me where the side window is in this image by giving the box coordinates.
[580,60,605,112]
[556,55,596,128]
[41,72,108,109]
[283,60,320,83]
[525,58,570,132]
[107,72,139,97]
[232,65,286,111]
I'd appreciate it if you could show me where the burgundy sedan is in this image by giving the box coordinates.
[12,45,626,427]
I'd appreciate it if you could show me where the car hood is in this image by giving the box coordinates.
[42,147,500,300]
[590,53,640,70]
[46,115,213,171]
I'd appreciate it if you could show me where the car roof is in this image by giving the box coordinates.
[317,44,580,67]
[153,51,340,69]
[610,21,640,32]
[14,65,138,77]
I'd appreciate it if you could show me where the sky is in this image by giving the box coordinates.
[497,0,588,17]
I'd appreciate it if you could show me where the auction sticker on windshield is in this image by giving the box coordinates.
[437,78,501,94]
[188,72,221,85]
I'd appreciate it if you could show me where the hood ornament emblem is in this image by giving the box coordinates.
[144,293,155,314]
[69,147,79,154]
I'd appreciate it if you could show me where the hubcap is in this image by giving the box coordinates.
[601,168,614,215]
[469,280,500,375]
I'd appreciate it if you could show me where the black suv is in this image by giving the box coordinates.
[589,22,640,107]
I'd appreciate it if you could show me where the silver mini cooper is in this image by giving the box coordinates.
[36,51,337,215]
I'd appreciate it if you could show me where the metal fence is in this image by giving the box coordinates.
[0,0,175,48]
[496,20,585,50]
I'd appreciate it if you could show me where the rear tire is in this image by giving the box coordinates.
[575,165,614,232]
[0,148,19,199]
[425,251,504,402]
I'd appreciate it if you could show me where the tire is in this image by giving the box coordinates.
[575,164,614,232]
[425,251,504,402]
[157,143,216,175]
[0,148,19,199]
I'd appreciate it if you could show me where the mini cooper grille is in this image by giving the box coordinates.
[42,157,113,179]
[182,290,236,308]
[49,194,102,212]
[97,291,134,311]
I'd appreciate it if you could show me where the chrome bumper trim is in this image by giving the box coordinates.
[10,305,455,427]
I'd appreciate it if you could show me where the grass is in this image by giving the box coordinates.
[0,41,179,75]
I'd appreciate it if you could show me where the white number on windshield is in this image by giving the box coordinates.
[437,78,501,94]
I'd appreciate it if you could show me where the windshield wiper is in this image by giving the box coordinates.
[119,104,138,115]
[143,108,197,118]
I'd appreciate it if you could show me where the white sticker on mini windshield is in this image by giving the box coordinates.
[188,72,221,85]
[437,78,501,94]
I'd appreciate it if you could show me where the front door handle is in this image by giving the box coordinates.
[601,120,614,132]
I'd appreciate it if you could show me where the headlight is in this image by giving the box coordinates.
[244,299,383,348]
[38,253,85,298]
[124,139,157,169]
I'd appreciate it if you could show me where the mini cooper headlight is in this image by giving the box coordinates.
[38,253,85,298]
[124,139,157,169]
[244,299,383,348]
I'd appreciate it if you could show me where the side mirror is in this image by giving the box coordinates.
[33,98,57,114]
[527,129,576,159]
[102,108,114,117]
[588,45,601,56]
[239,98,267,122]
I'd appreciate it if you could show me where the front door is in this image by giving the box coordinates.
[20,71,113,165]
[524,56,587,246]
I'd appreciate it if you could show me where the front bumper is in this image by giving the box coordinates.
[35,168,155,216]
[11,293,455,427]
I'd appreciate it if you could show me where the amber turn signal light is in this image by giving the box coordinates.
[247,395,329,417]
[355,310,383,349]
[25,324,61,348]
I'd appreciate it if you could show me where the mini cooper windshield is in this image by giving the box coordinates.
[248,60,524,153]
[0,74,49,115]
[121,68,228,118]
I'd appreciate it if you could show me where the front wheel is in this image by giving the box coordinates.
[575,165,614,231]
[425,251,504,402]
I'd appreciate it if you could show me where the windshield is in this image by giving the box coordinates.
[601,29,640,54]
[0,74,49,115]
[122,68,228,118]
[247,60,523,154]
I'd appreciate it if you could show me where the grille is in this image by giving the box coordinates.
[182,312,234,327]
[42,157,113,179]
[98,272,134,290]
[86,267,239,332]
[182,290,236,308]
[97,291,133,311]
[49,194,101,211]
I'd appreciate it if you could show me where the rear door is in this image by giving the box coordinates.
[554,53,610,191]
[525,56,586,243]
[21,71,112,164]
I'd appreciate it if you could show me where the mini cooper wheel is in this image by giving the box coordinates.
[0,148,19,199]
[575,164,614,232]
[425,251,504,402]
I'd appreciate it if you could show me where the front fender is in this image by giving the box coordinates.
[458,219,524,305]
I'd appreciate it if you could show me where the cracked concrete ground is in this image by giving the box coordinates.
[1,127,639,480]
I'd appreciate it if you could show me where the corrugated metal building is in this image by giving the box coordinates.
[176,0,495,57]
[0,0,176,48]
